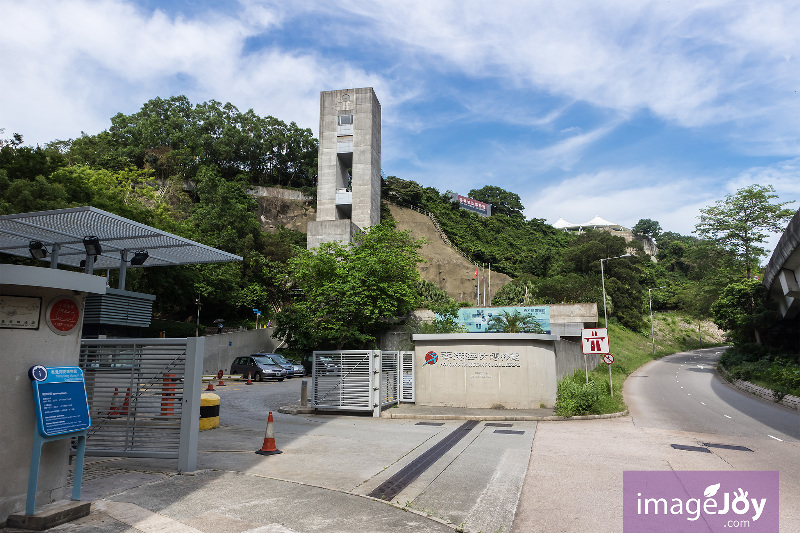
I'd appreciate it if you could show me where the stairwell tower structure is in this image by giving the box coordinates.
[307,87,381,249]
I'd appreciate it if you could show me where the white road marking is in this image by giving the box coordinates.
[701,402,705,405]
[768,435,784,442]
[724,415,732,419]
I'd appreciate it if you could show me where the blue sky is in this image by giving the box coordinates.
[3,0,800,252]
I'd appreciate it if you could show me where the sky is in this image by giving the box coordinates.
[2,0,800,254]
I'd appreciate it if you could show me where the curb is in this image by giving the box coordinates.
[276,406,630,421]
[382,410,629,421]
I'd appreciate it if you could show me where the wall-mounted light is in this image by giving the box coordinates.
[130,250,149,266]
[29,241,48,259]
[83,236,102,256]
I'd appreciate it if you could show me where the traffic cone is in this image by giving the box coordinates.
[217,370,226,387]
[205,380,215,391]
[246,372,253,385]
[255,411,282,455]
[120,387,130,416]
[108,387,120,417]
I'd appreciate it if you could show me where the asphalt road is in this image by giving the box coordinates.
[626,347,800,441]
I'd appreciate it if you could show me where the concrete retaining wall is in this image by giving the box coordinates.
[555,339,601,379]
[721,372,800,411]
[201,328,279,375]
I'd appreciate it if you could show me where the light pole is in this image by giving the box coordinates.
[600,254,631,327]
[649,286,666,355]
[599,253,630,398]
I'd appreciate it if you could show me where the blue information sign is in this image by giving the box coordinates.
[29,365,91,437]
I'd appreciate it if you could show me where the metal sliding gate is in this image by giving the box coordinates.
[78,338,203,472]
[311,350,413,416]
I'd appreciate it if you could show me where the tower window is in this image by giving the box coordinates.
[338,115,353,125]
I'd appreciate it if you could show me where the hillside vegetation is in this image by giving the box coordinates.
[2,95,779,352]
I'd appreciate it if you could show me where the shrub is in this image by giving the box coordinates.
[555,376,601,417]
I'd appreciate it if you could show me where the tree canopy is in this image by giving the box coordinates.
[695,184,794,279]
[468,185,525,218]
[273,221,424,350]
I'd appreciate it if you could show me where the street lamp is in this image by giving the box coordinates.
[600,254,631,327]
[649,286,666,355]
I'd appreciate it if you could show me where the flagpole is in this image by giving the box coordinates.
[482,263,486,307]
[488,263,491,306]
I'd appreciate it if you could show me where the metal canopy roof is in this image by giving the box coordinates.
[0,206,242,269]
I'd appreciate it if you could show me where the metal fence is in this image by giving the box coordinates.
[311,350,407,416]
[78,338,203,472]
[400,351,415,403]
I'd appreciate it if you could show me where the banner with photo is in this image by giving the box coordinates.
[453,306,551,333]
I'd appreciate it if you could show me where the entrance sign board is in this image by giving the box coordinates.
[581,328,609,354]
[29,365,91,437]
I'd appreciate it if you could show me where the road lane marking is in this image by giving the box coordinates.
[768,435,784,442]
[724,415,732,419]
[701,402,705,405]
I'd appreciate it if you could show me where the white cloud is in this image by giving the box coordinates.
[324,0,800,150]
[523,168,719,236]
[0,0,391,143]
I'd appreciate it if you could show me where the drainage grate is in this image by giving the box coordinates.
[485,423,513,427]
[703,443,754,452]
[368,420,479,501]
[494,430,525,435]
[671,444,712,453]
[415,422,445,426]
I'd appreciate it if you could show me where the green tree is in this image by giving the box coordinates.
[274,221,423,350]
[468,185,525,218]
[695,184,794,279]
[711,279,779,345]
[487,310,545,333]
[632,219,662,241]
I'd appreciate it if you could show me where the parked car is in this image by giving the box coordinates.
[230,355,286,382]
[257,353,296,377]
[301,353,341,375]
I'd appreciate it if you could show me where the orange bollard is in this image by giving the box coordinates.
[161,374,176,416]
[255,411,282,455]
[246,371,253,385]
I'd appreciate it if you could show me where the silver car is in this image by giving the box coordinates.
[257,353,296,377]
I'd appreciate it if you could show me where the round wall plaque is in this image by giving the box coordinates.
[45,297,81,335]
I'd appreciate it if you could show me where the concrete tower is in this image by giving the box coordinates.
[307,87,381,249]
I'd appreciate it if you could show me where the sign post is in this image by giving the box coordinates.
[581,328,613,395]
[26,366,91,515]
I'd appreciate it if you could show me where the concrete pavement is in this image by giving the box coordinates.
[7,356,799,533]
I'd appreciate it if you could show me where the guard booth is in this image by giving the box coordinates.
[0,206,240,524]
